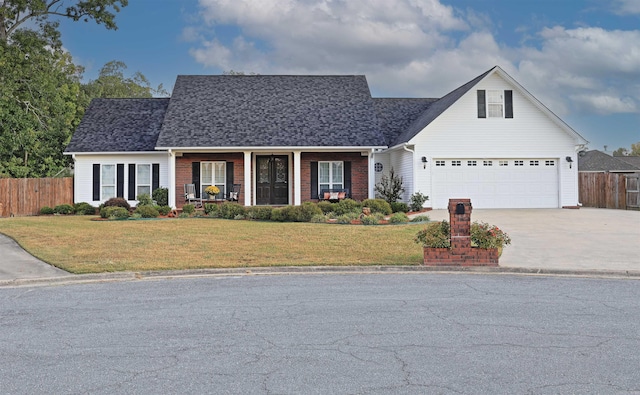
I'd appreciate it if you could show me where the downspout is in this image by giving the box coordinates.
[402,144,415,202]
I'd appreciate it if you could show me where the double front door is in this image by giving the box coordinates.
[256,156,288,205]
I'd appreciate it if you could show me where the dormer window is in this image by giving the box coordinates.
[477,90,513,119]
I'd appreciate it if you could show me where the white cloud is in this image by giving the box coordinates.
[611,0,640,15]
[186,0,640,117]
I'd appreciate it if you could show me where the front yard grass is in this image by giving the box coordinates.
[0,216,424,274]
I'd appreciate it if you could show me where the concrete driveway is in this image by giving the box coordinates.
[0,234,71,281]
[426,207,640,272]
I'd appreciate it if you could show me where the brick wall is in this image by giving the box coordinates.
[301,152,369,202]
[423,198,499,266]
[176,153,244,207]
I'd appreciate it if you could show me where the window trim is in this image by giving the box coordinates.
[201,161,227,199]
[318,161,344,191]
[101,164,116,201]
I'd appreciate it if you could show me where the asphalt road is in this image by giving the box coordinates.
[1,274,639,394]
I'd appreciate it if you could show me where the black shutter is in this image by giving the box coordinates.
[192,162,200,198]
[128,164,136,200]
[116,164,124,198]
[152,163,160,191]
[310,161,318,199]
[344,161,352,198]
[505,90,513,118]
[477,90,486,118]
[226,161,234,196]
[92,164,100,201]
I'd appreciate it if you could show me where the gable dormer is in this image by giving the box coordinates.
[477,89,513,119]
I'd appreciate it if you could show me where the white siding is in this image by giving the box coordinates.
[391,149,414,202]
[72,153,170,206]
[408,72,581,208]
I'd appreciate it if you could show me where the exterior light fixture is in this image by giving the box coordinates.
[421,156,428,169]
[566,156,573,169]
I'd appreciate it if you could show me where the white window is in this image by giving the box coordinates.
[467,160,477,166]
[499,160,508,166]
[545,160,555,166]
[136,164,151,198]
[488,90,503,118]
[319,161,343,191]
[483,160,493,166]
[201,162,226,199]
[515,160,524,166]
[530,160,539,166]
[452,160,461,166]
[435,160,445,166]
[101,164,116,200]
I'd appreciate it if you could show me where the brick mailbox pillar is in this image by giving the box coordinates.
[423,198,499,266]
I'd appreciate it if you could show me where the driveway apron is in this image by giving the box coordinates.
[0,234,71,281]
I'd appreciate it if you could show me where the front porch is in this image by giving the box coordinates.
[169,150,375,208]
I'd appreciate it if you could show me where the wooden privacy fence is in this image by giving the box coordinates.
[0,178,74,217]
[578,172,639,210]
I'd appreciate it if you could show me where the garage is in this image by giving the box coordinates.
[431,158,559,209]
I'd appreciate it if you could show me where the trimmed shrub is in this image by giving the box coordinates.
[103,197,131,211]
[409,192,429,212]
[362,198,392,215]
[152,187,169,207]
[297,202,323,222]
[135,205,159,218]
[219,202,245,219]
[317,201,336,214]
[157,205,172,216]
[270,207,287,222]
[40,206,54,215]
[178,212,190,218]
[74,202,96,215]
[334,198,361,216]
[100,206,129,219]
[182,204,195,215]
[336,212,359,224]
[280,205,300,222]
[246,206,273,220]
[390,202,409,213]
[410,215,430,223]
[136,193,154,207]
[414,221,450,248]
[310,214,328,223]
[389,212,409,224]
[361,215,380,225]
[204,203,220,217]
[54,204,75,215]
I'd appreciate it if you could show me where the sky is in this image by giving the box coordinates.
[56,0,640,152]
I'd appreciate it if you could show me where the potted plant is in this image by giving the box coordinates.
[204,185,220,199]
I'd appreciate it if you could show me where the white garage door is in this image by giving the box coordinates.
[431,159,559,209]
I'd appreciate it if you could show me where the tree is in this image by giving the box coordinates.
[0,0,128,42]
[83,60,168,98]
[0,26,84,177]
[374,167,405,203]
[632,142,640,156]
[613,142,640,157]
[613,148,628,157]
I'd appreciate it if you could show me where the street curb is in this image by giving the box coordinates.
[1,265,639,288]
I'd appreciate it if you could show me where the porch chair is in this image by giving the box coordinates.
[227,184,241,202]
[184,183,202,208]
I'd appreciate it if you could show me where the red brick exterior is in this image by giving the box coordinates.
[176,153,245,207]
[300,152,369,202]
[423,198,499,266]
[175,151,369,207]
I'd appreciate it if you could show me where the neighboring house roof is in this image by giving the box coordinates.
[155,75,387,149]
[65,98,170,153]
[578,150,640,172]
[618,155,640,168]
[373,98,437,146]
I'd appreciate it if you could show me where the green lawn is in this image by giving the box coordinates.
[0,216,425,273]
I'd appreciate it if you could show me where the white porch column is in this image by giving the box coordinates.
[168,150,176,208]
[368,150,376,199]
[244,151,252,206]
[293,150,301,205]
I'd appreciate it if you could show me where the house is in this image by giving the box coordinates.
[64,66,588,209]
[578,150,640,173]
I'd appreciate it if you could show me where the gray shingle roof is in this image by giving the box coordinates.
[578,150,640,172]
[391,67,495,146]
[65,98,169,153]
[373,98,437,146]
[156,75,386,148]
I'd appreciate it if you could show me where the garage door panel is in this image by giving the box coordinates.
[431,159,558,209]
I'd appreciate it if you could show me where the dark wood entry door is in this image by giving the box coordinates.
[256,156,288,205]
